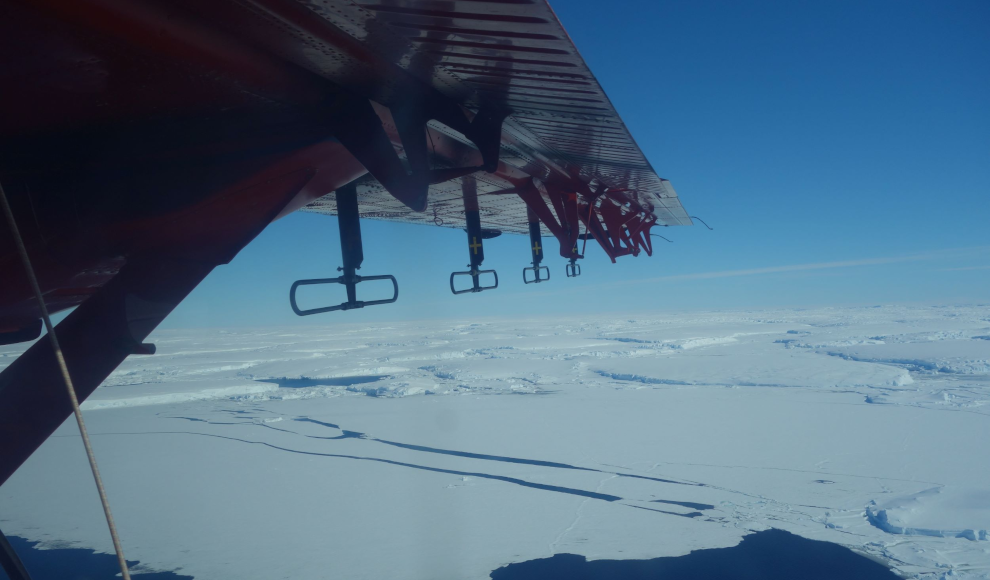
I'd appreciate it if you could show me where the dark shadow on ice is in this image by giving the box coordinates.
[167,414,298,433]
[294,417,342,429]
[161,414,707,503]
[490,529,900,580]
[257,375,388,388]
[595,371,692,386]
[153,417,712,511]
[372,439,697,487]
[110,431,625,502]
[629,505,705,518]
[374,438,603,472]
[0,535,193,580]
[615,472,704,486]
[167,417,241,425]
[602,337,658,344]
[295,417,700,487]
[293,418,365,440]
[651,499,715,511]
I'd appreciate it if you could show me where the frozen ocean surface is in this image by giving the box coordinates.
[1,304,988,579]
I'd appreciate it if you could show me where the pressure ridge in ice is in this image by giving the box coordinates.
[868,487,990,541]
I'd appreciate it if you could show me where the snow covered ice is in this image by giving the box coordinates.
[1,304,989,579]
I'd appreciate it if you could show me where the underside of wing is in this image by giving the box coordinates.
[273,0,693,258]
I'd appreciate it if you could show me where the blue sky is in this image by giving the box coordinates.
[164,0,989,328]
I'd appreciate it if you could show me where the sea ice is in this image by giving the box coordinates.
[1,305,988,579]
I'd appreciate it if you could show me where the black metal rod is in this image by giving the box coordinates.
[462,178,484,269]
[336,182,363,271]
[336,182,363,303]
[528,221,543,266]
[465,210,484,269]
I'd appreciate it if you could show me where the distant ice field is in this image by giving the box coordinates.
[1,305,989,579]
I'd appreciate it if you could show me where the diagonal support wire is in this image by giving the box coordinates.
[0,181,132,580]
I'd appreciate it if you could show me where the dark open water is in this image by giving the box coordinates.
[491,529,899,580]
[0,535,192,580]
[2,529,897,580]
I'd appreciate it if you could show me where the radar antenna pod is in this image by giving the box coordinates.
[289,182,398,315]
[450,177,498,295]
[522,217,549,284]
